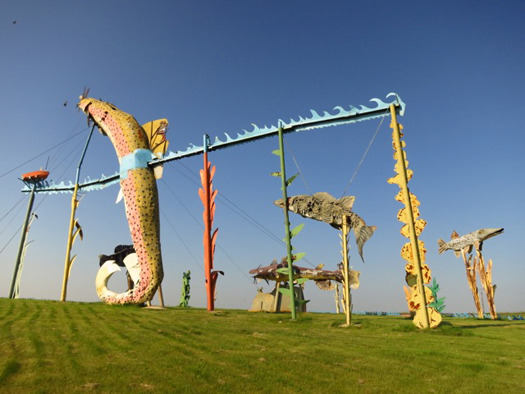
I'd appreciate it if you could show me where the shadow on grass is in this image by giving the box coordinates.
[0,359,21,384]
[458,323,516,329]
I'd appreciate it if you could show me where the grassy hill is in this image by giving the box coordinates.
[0,299,523,393]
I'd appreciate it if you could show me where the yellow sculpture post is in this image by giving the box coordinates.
[475,250,497,319]
[61,184,83,301]
[341,215,351,326]
[388,105,441,329]
[61,123,95,301]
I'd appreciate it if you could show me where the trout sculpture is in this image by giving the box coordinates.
[437,228,504,256]
[78,96,168,304]
[274,192,376,261]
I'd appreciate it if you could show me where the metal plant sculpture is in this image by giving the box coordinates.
[199,138,222,311]
[388,105,441,329]
[179,270,191,307]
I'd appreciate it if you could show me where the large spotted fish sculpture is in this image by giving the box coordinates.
[78,96,169,304]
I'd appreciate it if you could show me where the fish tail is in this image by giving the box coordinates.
[96,169,163,304]
[437,239,447,254]
[354,224,377,262]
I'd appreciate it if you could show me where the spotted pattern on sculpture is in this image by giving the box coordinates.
[78,97,163,304]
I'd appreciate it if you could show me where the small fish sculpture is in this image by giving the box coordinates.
[274,192,376,261]
[437,228,504,256]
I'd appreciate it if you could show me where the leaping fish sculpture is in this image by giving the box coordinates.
[437,228,504,256]
[78,96,168,304]
[274,192,376,261]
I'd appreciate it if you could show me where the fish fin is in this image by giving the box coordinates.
[450,231,459,239]
[153,164,164,180]
[454,250,461,257]
[437,239,447,254]
[141,119,169,157]
[315,280,335,291]
[115,188,124,204]
[338,196,355,211]
[313,192,336,202]
[465,245,473,255]
[354,225,377,262]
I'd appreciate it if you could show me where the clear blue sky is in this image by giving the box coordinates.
[1,1,523,313]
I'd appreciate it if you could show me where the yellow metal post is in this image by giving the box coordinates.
[60,124,93,302]
[341,215,351,326]
[157,284,165,308]
[61,184,79,301]
[389,104,430,329]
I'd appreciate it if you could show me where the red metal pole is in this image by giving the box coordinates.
[199,143,219,311]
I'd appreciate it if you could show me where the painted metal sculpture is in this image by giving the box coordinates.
[438,228,503,319]
[250,257,360,289]
[98,245,137,291]
[199,141,221,310]
[28,94,405,195]
[250,257,359,313]
[437,228,503,255]
[78,97,168,304]
[387,106,441,329]
[97,249,142,301]
[179,270,191,307]
[274,192,376,261]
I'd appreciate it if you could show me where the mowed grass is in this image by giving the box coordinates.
[0,299,524,393]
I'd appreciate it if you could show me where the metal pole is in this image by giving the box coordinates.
[277,123,297,320]
[389,104,430,329]
[202,149,214,311]
[342,215,351,326]
[60,124,95,301]
[9,182,37,298]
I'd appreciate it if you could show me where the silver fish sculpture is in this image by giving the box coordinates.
[437,228,504,256]
[274,192,376,261]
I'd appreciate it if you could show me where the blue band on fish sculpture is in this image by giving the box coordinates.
[120,149,155,179]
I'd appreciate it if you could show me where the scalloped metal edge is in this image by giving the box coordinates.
[24,93,404,194]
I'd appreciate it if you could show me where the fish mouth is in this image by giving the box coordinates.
[273,199,285,208]
[483,228,504,240]
[77,98,92,114]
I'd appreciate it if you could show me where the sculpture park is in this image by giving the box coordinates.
[0,2,523,393]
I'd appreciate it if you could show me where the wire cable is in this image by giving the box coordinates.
[340,109,388,197]
[160,208,204,274]
[0,128,87,180]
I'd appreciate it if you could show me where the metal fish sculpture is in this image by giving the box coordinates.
[437,228,504,256]
[249,258,360,290]
[274,192,376,261]
[78,97,167,304]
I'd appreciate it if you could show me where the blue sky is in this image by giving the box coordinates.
[1,1,523,313]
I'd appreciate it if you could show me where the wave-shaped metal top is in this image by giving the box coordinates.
[23,93,404,194]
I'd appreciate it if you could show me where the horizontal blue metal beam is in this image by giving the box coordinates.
[23,93,405,195]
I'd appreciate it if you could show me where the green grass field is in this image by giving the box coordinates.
[0,299,523,393]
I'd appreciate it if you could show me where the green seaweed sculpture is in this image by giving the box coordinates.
[179,270,191,307]
[427,278,446,313]
[271,123,308,319]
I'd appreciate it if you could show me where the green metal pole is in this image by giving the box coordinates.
[277,123,297,320]
[9,182,37,298]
